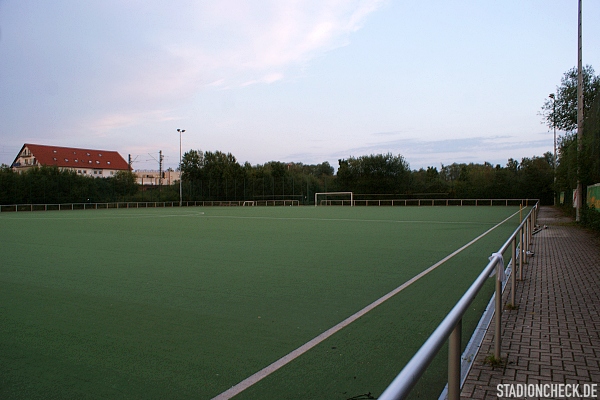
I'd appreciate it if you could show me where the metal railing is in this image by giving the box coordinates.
[379,202,539,400]
[314,198,536,207]
[1,198,537,212]
[0,199,300,212]
[353,198,534,207]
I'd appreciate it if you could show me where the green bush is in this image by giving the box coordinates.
[581,204,600,232]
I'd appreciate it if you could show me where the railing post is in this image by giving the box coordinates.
[528,216,532,254]
[525,218,531,264]
[511,237,516,306]
[448,319,462,400]
[494,263,502,360]
[528,212,534,247]
[525,218,530,263]
[519,226,524,281]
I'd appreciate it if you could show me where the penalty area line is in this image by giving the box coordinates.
[211,210,519,400]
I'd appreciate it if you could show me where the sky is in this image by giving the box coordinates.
[1,1,599,172]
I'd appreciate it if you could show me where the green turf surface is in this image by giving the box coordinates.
[0,206,525,399]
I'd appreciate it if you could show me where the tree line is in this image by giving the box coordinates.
[0,151,555,206]
[541,65,600,229]
[1,66,598,225]
[177,150,335,203]
[0,165,137,205]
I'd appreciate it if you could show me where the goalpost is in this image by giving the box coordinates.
[314,192,354,206]
[242,201,255,206]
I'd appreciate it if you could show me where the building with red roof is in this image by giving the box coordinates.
[11,144,130,178]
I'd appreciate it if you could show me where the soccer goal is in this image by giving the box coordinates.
[242,201,256,206]
[314,192,354,206]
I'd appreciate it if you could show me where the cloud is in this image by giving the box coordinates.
[372,130,406,137]
[146,1,388,93]
[0,0,386,144]
[337,134,549,156]
[241,72,285,87]
[219,0,387,73]
[87,109,178,133]
[310,134,553,171]
[186,0,384,87]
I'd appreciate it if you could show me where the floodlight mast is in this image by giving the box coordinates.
[178,129,185,207]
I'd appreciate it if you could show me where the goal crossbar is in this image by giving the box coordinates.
[314,192,354,206]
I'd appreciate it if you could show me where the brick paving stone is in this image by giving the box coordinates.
[460,206,600,399]
[552,372,566,383]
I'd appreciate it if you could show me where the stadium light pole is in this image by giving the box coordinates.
[549,93,557,206]
[178,129,185,207]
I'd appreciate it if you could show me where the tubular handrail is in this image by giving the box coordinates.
[379,256,500,399]
[0,200,301,212]
[379,202,539,400]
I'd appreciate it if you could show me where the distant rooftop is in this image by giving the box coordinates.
[12,143,129,171]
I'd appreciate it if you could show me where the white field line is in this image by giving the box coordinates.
[201,214,497,226]
[211,210,520,400]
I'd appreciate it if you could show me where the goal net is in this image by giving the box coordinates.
[314,192,354,206]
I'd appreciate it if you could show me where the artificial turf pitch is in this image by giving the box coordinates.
[0,206,525,399]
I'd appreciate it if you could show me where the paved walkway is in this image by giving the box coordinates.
[461,206,600,399]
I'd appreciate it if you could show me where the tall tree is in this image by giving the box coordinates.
[582,93,600,184]
[337,153,410,194]
[543,66,600,204]
[180,149,204,181]
[541,65,600,133]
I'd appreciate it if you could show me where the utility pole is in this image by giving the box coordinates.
[148,152,164,193]
[576,0,583,221]
[159,150,164,189]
